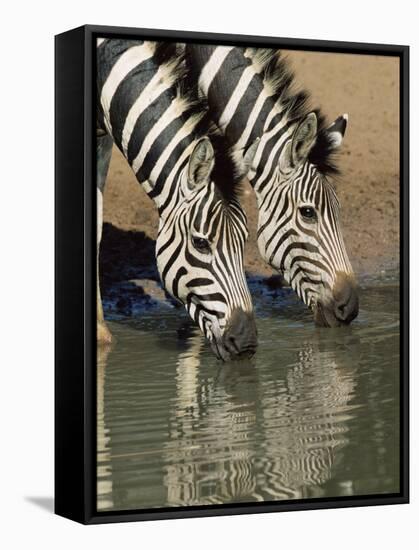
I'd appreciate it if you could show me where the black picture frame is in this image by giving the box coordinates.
[55,24,409,524]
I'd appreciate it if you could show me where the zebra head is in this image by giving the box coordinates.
[156,136,257,360]
[254,113,358,327]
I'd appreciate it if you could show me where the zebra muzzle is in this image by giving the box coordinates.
[221,308,258,360]
[314,273,359,327]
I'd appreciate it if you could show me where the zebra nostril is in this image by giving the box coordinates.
[337,301,347,313]
[331,273,359,325]
[335,303,348,321]
[225,335,240,354]
[334,294,358,323]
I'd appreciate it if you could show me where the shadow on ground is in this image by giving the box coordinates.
[100,223,158,286]
[25,496,54,514]
[99,223,179,317]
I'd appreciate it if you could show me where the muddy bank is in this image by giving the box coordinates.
[102,50,400,282]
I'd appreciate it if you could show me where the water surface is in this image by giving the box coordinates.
[97,283,400,511]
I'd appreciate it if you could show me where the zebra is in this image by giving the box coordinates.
[96,39,258,360]
[184,45,359,327]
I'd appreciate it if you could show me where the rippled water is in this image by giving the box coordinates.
[97,283,400,512]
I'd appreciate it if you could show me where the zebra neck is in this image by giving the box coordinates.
[143,146,190,216]
[189,45,271,151]
[97,39,201,213]
[124,113,196,210]
[187,45,295,175]
[247,119,297,196]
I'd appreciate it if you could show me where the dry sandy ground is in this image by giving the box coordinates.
[102,50,400,281]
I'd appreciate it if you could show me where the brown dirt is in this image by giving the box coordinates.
[102,50,400,280]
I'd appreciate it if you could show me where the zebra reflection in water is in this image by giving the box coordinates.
[97,344,114,511]
[162,329,359,506]
[164,331,259,504]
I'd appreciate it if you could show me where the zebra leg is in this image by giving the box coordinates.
[97,133,113,344]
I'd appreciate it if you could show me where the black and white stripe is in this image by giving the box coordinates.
[185,45,358,327]
[96,40,257,359]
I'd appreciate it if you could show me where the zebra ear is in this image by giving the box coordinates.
[326,114,348,149]
[187,137,215,191]
[243,138,260,172]
[291,112,318,165]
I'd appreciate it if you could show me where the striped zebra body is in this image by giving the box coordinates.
[185,45,358,327]
[96,40,257,359]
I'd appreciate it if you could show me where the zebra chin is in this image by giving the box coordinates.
[312,272,359,328]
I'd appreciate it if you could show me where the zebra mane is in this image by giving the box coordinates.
[156,42,245,202]
[206,125,246,203]
[246,48,340,176]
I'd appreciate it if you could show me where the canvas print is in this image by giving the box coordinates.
[95,39,400,512]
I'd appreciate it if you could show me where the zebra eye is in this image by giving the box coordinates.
[299,206,317,220]
[192,236,211,253]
